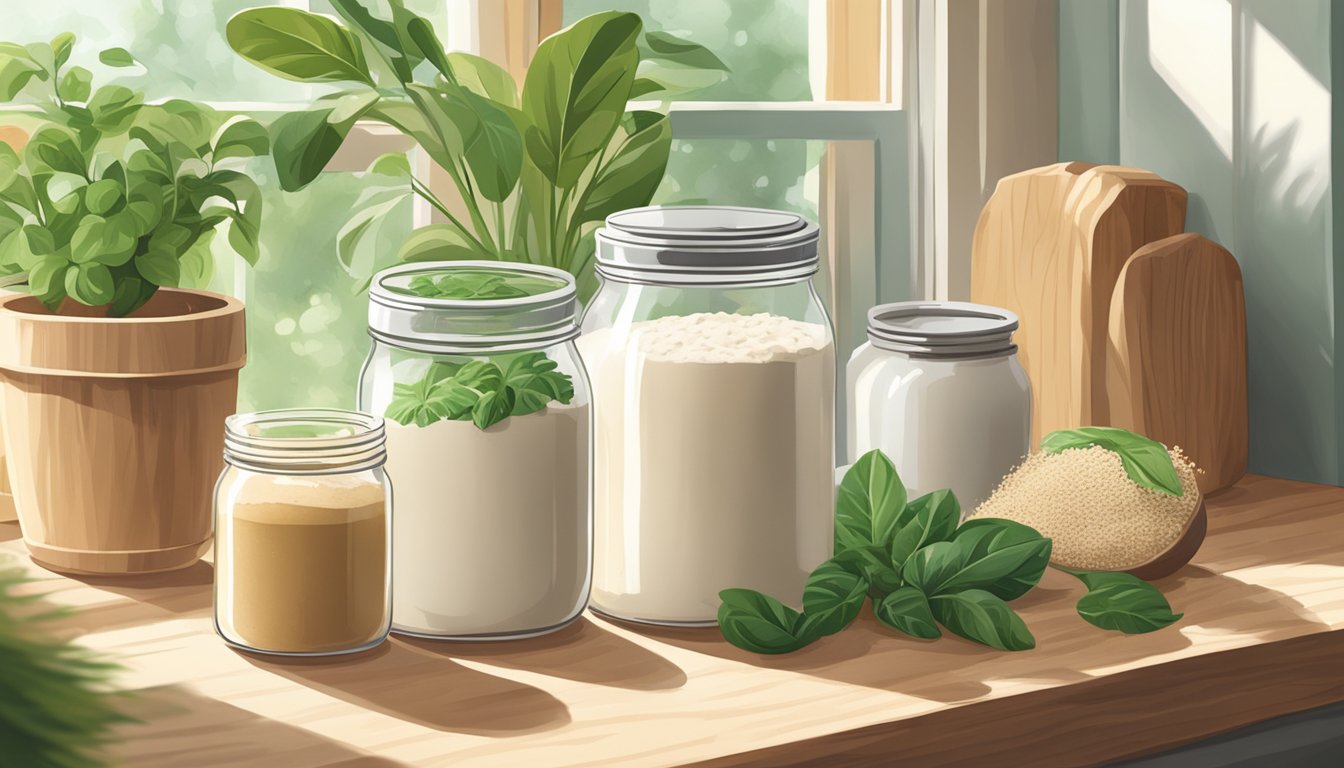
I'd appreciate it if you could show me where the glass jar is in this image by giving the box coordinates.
[578,206,836,626]
[215,408,391,656]
[359,261,592,640]
[847,301,1031,514]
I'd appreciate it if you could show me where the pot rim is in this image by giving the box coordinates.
[0,287,244,325]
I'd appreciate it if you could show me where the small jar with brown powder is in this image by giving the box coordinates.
[214,409,391,656]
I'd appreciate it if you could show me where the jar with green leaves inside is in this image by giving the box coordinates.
[358,262,592,640]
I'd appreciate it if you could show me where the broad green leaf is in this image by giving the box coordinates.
[84,178,122,215]
[405,83,523,202]
[326,0,423,83]
[269,100,374,191]
[929,589,1035,651]
[1041,426,1183,496]
[398,224,490,263]
[44,171,87,210]
[874,587,941,639]
[227,7,373,85]
[835,449,907,552]
[211,117,270,162]
[134,244,180,287]
[950,518,1053,600]
[205,170,264,265]
[1071,571,1183,634]
[0,54,44,100]
[801,558,868,637]
[889,489,960,568]
[108,275,155,316]
[502,352,575,416]
[448,52,519,108]
[95,212,137,266]
[25,126,86,176]
[522,12,642,187]
[641,30,730,71]
[717,589,821,655]
[87,85,143,134]
[51,32,76,69]
[471,385,516,430]
[903,523,1051,600]
[0,142,18,189]
[57,65,92,103]
[178,229,215,289]
[832,545,903,595]
[64,261,114,306]
[579,111,671,224]
[69,216,107,264]
[366,151,410,177]
[98,47,136,67]
[629,76,665,99]
[404,13,453,80]
[28,251,70,308]
[133,100,221,154]
[336,185,411,283]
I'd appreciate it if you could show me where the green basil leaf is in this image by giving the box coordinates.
[69,216,106,264]
[835,449,907,552]
[25,126,86,176]
[718,588,820,655]
[873,587,941,639]
[1072,571,1183,634]
[226,7,373,85]
[0,53,44,101]
[832,545,903,595]
[50,32,75,69]
[134,242,181,287]
[947,518,1053,600]
[84,178,122,215]
[521,11,642,187]
[211,117,270,162]
[1041,426,1183,497]
[503,352,575,416]
[98,47,136,68]
[64,262,114,306]
[471,385,516,430]
[889,489,960,568]
[929,589,1035,651]
[108,275,155,317]
[28,252,70,298]
[801,558,868,637]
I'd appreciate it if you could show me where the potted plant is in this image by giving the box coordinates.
[0,34,265,574]
[225,2,727,297]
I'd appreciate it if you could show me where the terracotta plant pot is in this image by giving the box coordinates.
[0,288,246,575]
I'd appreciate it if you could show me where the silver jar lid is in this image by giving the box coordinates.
[867,301,1019,358]
[595,205,820,285]
[368,261,578,353]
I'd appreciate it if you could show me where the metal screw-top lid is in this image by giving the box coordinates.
[368,261,578,353]
[866,301,1019,358]
[595,205,820,285]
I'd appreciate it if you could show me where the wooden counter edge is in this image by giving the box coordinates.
[689,629,1344,768]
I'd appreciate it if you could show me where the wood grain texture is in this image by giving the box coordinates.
[0,290,245,574]
[2,474,1340,767]
[1107,233,1249,493]
[971,164,1186,443]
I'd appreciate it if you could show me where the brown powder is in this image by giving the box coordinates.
[973,445,1201,571]
[216,475,388,654]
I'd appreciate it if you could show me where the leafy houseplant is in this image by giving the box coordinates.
[0,34,255,575]
[225,2,727,296]
[0,557,131,765]
[719,449,1184,654]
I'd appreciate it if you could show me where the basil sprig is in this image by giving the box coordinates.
[1041,426,1183,496]
[717,449,1184,655]
[384,352,573,430]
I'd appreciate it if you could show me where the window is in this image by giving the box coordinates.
[2,0,916,410]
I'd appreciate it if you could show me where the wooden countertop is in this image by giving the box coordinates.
[3,474,1342,767]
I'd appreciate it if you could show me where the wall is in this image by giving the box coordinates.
[1059,0,1338,485]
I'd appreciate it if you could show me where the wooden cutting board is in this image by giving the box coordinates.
[1107,233,1248,494]
[971,164,1187,443]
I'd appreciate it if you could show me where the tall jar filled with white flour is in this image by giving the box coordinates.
[578,206,836,626]
[359,262,592,640]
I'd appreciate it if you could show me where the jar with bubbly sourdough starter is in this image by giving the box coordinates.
[848,301,1031,513]
[359,261,592,640]
[214,409,391,656]
[578,206,836,626]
